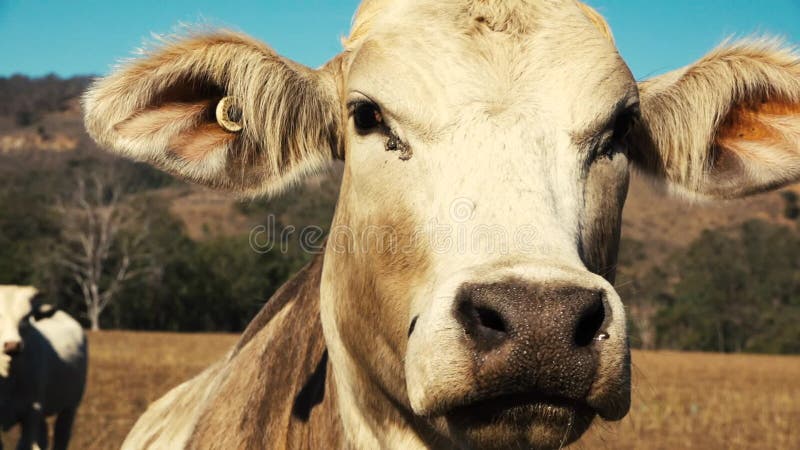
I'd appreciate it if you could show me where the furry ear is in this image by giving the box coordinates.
[630,39,800,199]
[32,304,56,321]
[83,31,342,196]
[29,290,56,321]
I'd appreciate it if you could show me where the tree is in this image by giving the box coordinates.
[0,162,63,286]
[781,190,800,220]
[654,221,800,353]
[53,172,153,330]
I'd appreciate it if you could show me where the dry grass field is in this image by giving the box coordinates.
[2,332,798,449]
[1,332,238,450]
[578,351,800,449]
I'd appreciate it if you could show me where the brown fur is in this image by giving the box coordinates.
[579,154,630,282]
[716,100,800,175]
[183,255,342,449]
[719,100,800,143]
[170,122,237,162]
[321,194,452,447]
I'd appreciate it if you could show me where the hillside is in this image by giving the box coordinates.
[622,175,800,269]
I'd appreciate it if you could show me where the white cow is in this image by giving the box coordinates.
[84,0,800,447]
[0,286,87,450]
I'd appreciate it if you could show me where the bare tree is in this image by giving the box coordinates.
[53,172,152,330]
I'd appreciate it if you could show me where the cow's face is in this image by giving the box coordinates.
[84,0,800,446]
[325,2,633,446]
[0,286,38,378]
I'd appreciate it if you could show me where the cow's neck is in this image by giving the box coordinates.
[187,246,444,447]
[320,250,446,449]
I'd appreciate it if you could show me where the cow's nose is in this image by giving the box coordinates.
[3,340,22,355]
[454,281,608,400]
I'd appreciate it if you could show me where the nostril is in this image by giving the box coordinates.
[574,294,606,347]
[475,307,506,334]
[455,299,508,349]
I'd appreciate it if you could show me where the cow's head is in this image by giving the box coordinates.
[0,286,55,378]
[83,1,800,447]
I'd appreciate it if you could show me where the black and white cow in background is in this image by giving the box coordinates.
[0,286,87,450]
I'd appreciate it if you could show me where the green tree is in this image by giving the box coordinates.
[103,195,307,332]
[655,221,800,353]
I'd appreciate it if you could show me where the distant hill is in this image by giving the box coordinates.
[622,173,799,272]
[0,75,90,130]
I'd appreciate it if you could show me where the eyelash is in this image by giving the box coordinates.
[348,100,414,161]
[594,109,637,161]
[349,101,385,133]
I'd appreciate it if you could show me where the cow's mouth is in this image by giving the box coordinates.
[448,391,595,424]
[442,392,596,448]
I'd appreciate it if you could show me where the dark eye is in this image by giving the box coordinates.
[596,107,638,161]
[611,109,636,144]
[352,102,383,133]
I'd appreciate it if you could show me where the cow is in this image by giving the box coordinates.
[0,286,87,450]
[82,0,800,448]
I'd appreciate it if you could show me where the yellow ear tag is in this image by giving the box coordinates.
[215,96,243,133]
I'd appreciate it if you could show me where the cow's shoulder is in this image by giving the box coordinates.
[121,358,230,450]
[233,253,325,355]
[124,254,340,450]
[184,253,342,448]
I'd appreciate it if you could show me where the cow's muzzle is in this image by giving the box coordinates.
[3,340,23,356]
[406,267,630,447]
[453,282,607,403]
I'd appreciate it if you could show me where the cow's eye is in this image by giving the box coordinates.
[611,108,637,145]
[596,107,638,161]
[351,101,383,133]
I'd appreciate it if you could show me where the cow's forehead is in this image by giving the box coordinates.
[0,287,35,320]
[345,0,637,133]
[348,0,602,40]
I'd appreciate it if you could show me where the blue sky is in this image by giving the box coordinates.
[1,0,798,80]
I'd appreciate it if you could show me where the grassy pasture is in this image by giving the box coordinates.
[2,331,798,449]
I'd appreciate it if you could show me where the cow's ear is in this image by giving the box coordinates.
[83,31,343,196]
[29,290,56,321]
[629,40,800,199]
[32,304,56,321]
